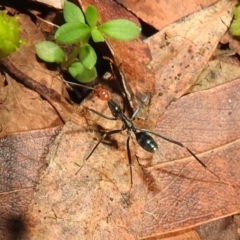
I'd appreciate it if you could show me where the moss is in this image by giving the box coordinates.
[0,11,22,59]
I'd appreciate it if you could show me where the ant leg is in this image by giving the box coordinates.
[63,80,95,90]
[75,129,124,175]
[140,129,206,164]
[126,132,133,186]
[87,107,116,120]
[140,128,223,181]
[103,57,128,111]
[130,95,149,120]
[121,88,128,114]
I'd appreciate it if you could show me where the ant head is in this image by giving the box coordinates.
[94,86,111,101]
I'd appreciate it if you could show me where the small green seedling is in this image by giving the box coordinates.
[230,6,240,37]
[0,11,23,59]
[35,1,141,83]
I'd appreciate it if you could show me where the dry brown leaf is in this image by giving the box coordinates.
[189,59,240,93]
[0,9,70,239]
[144,229,200,240]
[34,0,64,9]
[0,13,74,123]
[0,127,60,239]
[146,0,236,119]
[0,74,62,137]
[115,0,218,30]
[196,217,239,240]
[139,77,240,237]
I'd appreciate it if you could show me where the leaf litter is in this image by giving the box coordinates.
[1,0,240,239]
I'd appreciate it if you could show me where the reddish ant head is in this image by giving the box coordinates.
[94,86,111,101]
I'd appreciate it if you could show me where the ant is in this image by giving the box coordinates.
[64,79,221,186]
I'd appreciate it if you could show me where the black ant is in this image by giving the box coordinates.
[64,80,221,186]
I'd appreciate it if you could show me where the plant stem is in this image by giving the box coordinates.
[61,44,81,69]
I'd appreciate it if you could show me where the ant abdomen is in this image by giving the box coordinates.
[135,132,158,153]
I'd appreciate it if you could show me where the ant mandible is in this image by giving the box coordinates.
[64,80,220,185]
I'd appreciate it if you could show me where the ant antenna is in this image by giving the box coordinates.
[63,79,111,101]
[63,80,95,90]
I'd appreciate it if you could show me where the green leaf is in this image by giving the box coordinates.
[79,44,97,69]
[85,5,98,27]
[230,19,240,37]
[91,29,105,42]
[69,62,97,83]
[55,22,90,44]
[63,1,85,23]
[98,19,141,41]
[35,41,65,63]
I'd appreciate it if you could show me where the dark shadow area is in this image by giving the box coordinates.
[0,216,28,240]
[139,18,158,38]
